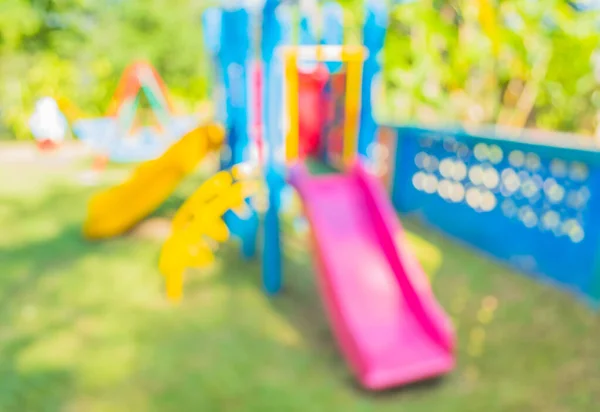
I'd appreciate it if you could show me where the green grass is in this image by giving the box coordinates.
[0,151,599,411]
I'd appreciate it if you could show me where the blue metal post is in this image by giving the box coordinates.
[357,0,389,160]
[298,3,319,71]
[218,7,259,259]
[218,8,251,169]
[299,12,317,45]
[321,2,344,73]
[260,0,292,294]
[202,8,225,123]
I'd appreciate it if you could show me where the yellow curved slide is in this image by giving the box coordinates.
[83,123,225,239]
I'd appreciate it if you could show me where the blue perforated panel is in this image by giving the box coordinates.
[388,126,600,303]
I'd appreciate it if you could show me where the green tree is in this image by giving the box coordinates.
[0,0,211,140]
[382,0,600,135]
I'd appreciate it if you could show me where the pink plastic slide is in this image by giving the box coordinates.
[289,163,455,391]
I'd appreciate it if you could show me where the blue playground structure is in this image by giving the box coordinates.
[203,0,600,309]
[202,0,387,295]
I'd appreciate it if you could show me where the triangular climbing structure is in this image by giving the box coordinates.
[107,61,175,136]
[72,61,199,163]
[107,61,173,115]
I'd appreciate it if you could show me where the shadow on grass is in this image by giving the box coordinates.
[0,234,90,410]
[0,334,74,411]
[0,177,140,411]
[128,240,354,411]
[349,375,447,399]
[149,172,209,219]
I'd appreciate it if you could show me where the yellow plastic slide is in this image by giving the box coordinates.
[83,123,225,239]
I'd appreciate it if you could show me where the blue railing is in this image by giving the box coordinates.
[383,124,600,304]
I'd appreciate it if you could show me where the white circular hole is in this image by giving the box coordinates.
[541,210,560,230]
[439,158,454,179]
[438,179,453,199]
[488,145,504,164]
[412,172,426,191]
[415,152,428,168]
[423,155,439,173]
[423,174,439,194]
[483,168,499,189]
[501,168,520,193]
[456,143,469,159]
[443,139,458,152]
[450,183,465,203]
[453,160,468,181]
[550,159,567,178]
[518,206,538,228]
[525,153,541,171]
[562,219,585,243]
[468,165,484,185]
[466,187,482,209]
[543,177,557,193]
[508,150,525,168]
[521,179,539,198]
[474,143,489,162]
[570,226,585,243]
[566,190,584,209]
[569,162,589,182]
[480,191,497,212]
[546,183,566,204]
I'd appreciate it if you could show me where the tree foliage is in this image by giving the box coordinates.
[0,0,599,139]
[0,0,209,140]
[382,0,600,134]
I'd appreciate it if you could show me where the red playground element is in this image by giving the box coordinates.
[92,155,110,172]
[36,139,60,152]
[252,62,264,163]
[298,65,329,158]
[323,71,347,165]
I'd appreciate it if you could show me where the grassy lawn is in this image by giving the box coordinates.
[0,148,598,411]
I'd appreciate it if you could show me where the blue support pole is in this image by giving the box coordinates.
[202,8,225,125]
[202,8,222,57]
[299,14,317,45]
[298,3,319,71]
[218,8,251,169]
[357,0,389,160]
[321,2,344,73]
[260,0,292,294]
[218,7,259,259]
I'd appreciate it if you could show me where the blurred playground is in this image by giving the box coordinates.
[1,147,598,411]
[2,0,600,411]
